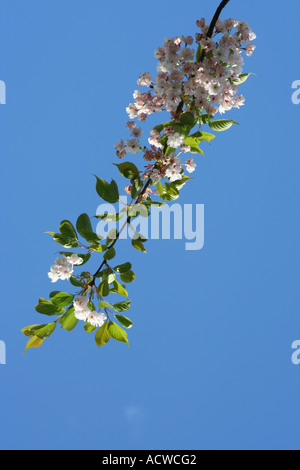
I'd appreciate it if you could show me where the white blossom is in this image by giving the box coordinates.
[167,132,185,149]
[67,254,83,266]
[185,158,197,173]
[74,296,90,322]
[125,139,140,155]
[48,256,74,283]
[87,311,107,328]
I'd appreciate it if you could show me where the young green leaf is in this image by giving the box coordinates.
[114,162,140,180]
[156,181,164,197]
[113,281,129,298]
[35,299,64,316]
[99,301,112,309]
[112,301,131,313]
[99,280,110,297]
[69,277,84,287]
[131,178,143,199]
[232,73,253,85]
[84,323,97,333]
[95,176,119,203]
[119,270,136,284]
[114,315,133,329]
[95,322,111,347]
[59,220,79,247]
[60,307,78,332]
[50,292,74,308]
[180,112,197,127]
[24,336,44,355]
[22,323,56,340]
[76,214,99,244]
[132,238,147,253]
[113,262,132,274]
[108,321,129,346]
[209,120,239,132]
[104,247,116,261]
[76,213,93,237]
[47,220,79,249]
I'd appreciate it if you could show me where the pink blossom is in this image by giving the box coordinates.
[185,158,197,174]
[137,72,152,87]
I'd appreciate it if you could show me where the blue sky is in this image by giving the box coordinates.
[0,0,300,450]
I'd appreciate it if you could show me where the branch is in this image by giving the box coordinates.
[92,1,232,283]
[90,171,154,284]
[198,0,231,62]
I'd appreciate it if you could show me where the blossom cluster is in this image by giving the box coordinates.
[126,18,256,121]
[74,296,107,327]
[48,254,83,283]
[115,17,255,188]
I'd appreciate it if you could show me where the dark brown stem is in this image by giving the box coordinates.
[198,0,231,62]
[90,170,154,285]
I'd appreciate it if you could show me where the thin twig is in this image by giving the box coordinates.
[198,0,231,62]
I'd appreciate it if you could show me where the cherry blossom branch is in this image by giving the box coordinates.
[91,2,231,269]
[23,1,257,354]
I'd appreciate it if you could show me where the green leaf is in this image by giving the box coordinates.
[22,323,56,340]
[50,292,74,308]
[69,277,84,287]
[76,213,93,237]
[131,238,147,253]
[190,131,215,145]
[113,262,132,274]
[91,243,108,253]
[84,323,97,333]
[99,301,112,309]
[119,270,136,284]
[22,325,40,337]
[131,178,143,199]
[113,280,128,298]
[104,247,116,261]
[35,299,64,316]
[161,183,180,201]
[156,181,164,196]
[172,176,191,191]
[95,212,125,222]
[232,73,253,85]
[112,301,131,313]
[198,113,213,124]
[114,315,133,329]
[24,336,44,354]
[47,220,79,249]
[98,280,110,297]
[95,322,111,347]
[106,229,118,246]
[108,321,129,346]
[114,162,140,180]
[60,220,78,244]
[95,176,119,203]
[195,45,203,62]
[76,214,99,244]
[60,307,78,332]
[144,199,166,208]
[180,112,197,127]
[132,232,147,242]
[209,120,239,132]
[184,136,205,155]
